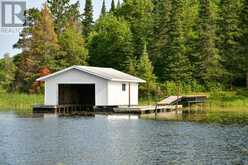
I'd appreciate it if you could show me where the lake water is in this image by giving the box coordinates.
[0,112,248,165]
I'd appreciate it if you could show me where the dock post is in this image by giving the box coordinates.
[155,104,158,120]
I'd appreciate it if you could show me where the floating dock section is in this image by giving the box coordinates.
[113,105,183,114]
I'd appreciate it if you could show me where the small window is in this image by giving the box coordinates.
[122,84,126,91]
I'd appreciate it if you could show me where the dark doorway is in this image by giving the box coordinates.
[58,84,95,105]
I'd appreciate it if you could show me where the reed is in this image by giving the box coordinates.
[0,89,43,113]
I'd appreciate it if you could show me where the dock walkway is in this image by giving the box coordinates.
[113,95,207,114]
[113,105,183,114]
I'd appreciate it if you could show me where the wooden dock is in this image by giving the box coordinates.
[33,104,95,116]
[113,105,183,114]
[158,95,207,105]
[113,95,207,115]
[33,95,207,116]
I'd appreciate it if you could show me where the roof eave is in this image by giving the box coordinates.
[111,79,146,83]
[36,66,146,83]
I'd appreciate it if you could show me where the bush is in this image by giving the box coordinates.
[206,82,224,92]
[159,81,206,96]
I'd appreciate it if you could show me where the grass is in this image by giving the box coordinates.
[0,88,43,114]
[208,90,248,111]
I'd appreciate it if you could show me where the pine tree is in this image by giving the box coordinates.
[150,0,172,77]
[110,0,116,12]
[101,0,106,16]
[240,0,248,88]
[137,44,156,96]
[126,57,137,76]
[159,0,191,82]
[118,0,154,58]
[196,0,221,83]
[31,4,59,70]
[117,0,121,9]
[218,0,242,88]
[82,0,94,37]
[13,8,40,50]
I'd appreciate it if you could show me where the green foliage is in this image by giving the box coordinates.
[137,44,157,96]
[47,0,81,33]
[206,82,224,92]
[209,90,248,108]
[57,21,88,70]
[9,0,248,94]
[159,0,192,82]
[126,57,137,76]
[160,81,205,96]
[218,0,242,86]
[88,14,134,71]
[110,0,116,12]
[82,0,94,37]
[13,8,40,50]
[101,0,106,16]
[239,0,248,88]
[118,0,154,57]
[117,0,121,9]
[0,88,43,112]
[151,0,172,75]
[195,0,222,83]
[0,54,16,91]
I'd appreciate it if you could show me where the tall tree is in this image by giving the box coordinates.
[101,0,106,16]
[117,0,121,9]
[13,8,41,92]
[137,44,156,96]
[13,8,40,50]
[110,0,116,12]
[240,0,248,88]
[47,0,81,33]
[159,0,191,82]
[82,0,94,37]
[195,0,221,83]
[57,20,88,70]
[88,14,134,71]
[118,0,154,58]
[218,0,242,88]
[126,57,137,76]
[31,4,59,70]
[150,0,172,76]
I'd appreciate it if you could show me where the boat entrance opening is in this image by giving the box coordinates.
[58,84,95,106]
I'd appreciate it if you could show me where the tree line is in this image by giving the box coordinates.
[0,0,248,95]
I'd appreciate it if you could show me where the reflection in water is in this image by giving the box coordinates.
[0,112,247,165]
[107,115,139,120]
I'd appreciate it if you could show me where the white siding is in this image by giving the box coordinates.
[130,83,139,105]
[44,69,108,106]
[107,81,139,106]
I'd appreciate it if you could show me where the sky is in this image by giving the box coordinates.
[0,0,115,58]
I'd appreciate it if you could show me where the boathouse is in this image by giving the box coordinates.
[36,66,145,107]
